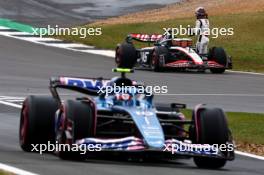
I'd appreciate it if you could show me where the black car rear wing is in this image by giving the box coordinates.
[128,33,163,43]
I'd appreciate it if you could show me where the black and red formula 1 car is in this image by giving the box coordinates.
[115,34,232,73]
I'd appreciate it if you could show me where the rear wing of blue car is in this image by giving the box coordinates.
[49,76,110,101]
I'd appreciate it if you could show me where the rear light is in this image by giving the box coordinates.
[172,39,193,47]
[66,120,73,131]
[116,94,132,101]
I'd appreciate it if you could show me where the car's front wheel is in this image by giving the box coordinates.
[192,108,230,169]
[208,47,227,74]
[56,99,95,160]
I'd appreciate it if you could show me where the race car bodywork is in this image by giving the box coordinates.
[115,34,232,73]
[19,68,234,168]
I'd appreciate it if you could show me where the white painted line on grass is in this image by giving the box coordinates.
[0,162,38,175]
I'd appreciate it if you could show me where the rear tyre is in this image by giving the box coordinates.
[56,100,95,160]
[193,108,229,169]
[208,47,227,73]
[115,42,137,68]
[19,96,58,152]
[150,46,168,72]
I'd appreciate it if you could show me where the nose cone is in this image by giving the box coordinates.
[144,137,165,149]
[132,109,165,149]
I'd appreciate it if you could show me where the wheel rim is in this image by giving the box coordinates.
[115,48,121,66]
[20,104,29,145]
[151,52,157,69]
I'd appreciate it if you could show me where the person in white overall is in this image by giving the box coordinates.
[194,7,210,56]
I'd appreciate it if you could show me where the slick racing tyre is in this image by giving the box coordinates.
[208,47,227,73]
[19,96,59,152]
[193,108,229,169]
[115,42,137,68]
[56,100,95,160]
[151,46,168,72]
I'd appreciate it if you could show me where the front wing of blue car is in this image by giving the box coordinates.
[75,136,233,160]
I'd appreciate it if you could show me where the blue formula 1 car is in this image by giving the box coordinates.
[19,68,234,169]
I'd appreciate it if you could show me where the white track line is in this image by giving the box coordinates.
[0,26,9,29]
[156,93,264,97]
[0,96,264,161]
[0,162,38,175]
[235,151,264,160]
[0,100,22,108]
[0,98,35,175]
[227,70,264,76]
[0,96,25,100]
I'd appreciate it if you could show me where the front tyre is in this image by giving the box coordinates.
[208,47,227,74]
[56,100,95,160]
[19,96,58,152]
[115,42,137,68]
[193,108,229,169]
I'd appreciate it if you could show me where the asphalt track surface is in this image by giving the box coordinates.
[0,0,179,27]
[0,34,264,174]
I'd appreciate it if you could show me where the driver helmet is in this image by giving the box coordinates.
[195,7,208,19]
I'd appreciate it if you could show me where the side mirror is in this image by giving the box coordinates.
[171,103,186,109]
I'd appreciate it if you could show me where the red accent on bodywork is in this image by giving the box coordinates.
[166,60,189,65]
[130,33,163,42]
[207,60,225,68]
[174,47,203,65]
[193,104,205,143]
[61,104,67,130]
[20,99,29,144]
[89,99,97,136]
[60,77,66,85]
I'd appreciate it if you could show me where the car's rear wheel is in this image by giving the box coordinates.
[192,108,229,169]
[115,42,137,68]
[56,99,95,160]
[19,96,58,152]
[150,46,168,72]
[208,47,227,73]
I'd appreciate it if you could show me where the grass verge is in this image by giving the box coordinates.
[0,170,13,175]
[59,11,264,72]
[181,109,264,156]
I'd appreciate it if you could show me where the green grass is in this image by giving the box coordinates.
[227,112,264,144]
[0,170,12,175]
[59,11,264,72]
[181,109,264,145]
